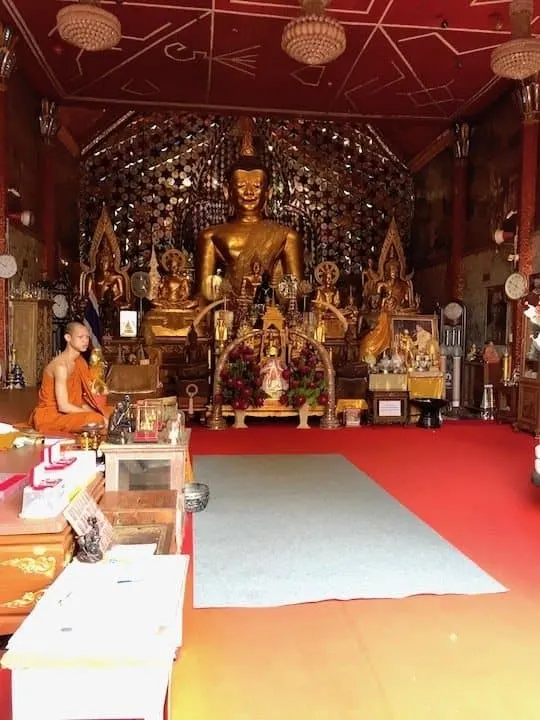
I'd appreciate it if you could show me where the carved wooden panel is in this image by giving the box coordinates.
[11,299,53,387]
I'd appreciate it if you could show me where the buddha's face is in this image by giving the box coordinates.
[252,261,261,275]
[231,168,267,214]
[168,256,181,274]
[388,263,398,280]
[98,253,112,271]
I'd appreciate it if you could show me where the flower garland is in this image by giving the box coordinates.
[214,344,267,410]
[280,344,328,408]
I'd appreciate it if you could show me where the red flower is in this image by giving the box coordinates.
[318,393,329,405]
[279,393,289,405]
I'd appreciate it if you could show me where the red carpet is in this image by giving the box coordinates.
[2,421,540,719]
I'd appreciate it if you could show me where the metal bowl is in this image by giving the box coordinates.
[183,482,210,513]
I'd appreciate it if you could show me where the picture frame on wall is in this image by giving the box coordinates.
[527,272,540,307]
[485,285,508,345]
[390,315,439,354]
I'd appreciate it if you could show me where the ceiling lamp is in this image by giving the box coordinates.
[57,0,121,53]
[281,0,346,66]
[491,0,540,80]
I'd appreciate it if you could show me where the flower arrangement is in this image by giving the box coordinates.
[280,344,328,408]
[214,344,267,410]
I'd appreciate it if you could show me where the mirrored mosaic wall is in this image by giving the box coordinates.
[80,113,414,279]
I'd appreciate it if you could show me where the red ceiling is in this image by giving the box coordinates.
[0,0,526,160]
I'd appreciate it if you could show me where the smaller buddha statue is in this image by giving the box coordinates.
[240,258,263,303]
[398,330,416,369]
[84,243,127,305]
[313,262,340,308]
[261,345,289,400]
[153,249,198,310]
[376,256,418,314]
[142,249,202,341]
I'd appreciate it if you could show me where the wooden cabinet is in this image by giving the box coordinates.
[516,315,540,435]
[0,450,104,635]
[463,360,501,413]
[11,299,53,386]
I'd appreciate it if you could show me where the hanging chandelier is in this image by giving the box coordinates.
[491,0,540,80]
[281,0,346,66]
[57,0,121,53]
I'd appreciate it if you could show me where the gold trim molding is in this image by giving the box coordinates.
[0,590,44,609]
[0,556,56,577]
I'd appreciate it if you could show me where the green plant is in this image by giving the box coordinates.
[214,344,267,410]
[280,344,328,408]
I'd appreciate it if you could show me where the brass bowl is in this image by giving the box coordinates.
[183,482,210,513]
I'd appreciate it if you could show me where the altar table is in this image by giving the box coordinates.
[2,553,190,720]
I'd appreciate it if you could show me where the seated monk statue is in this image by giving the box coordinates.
[196,151,304,299]
[30,322,112,434]
[84,243,127,305]
[313,264,341,308]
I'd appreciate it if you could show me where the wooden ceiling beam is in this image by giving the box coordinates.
[408,129,453,174]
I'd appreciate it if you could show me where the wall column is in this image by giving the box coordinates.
[512,79,540,370]
[0,26,17,373]
[39,100,59,280]
[447,122,470,301]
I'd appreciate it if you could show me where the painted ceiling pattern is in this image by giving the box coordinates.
[1,0,526,158]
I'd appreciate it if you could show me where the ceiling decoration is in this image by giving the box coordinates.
[281,0,346,66]
[0,0,527,160]
[491,0,540,80]
[57,1,122,53]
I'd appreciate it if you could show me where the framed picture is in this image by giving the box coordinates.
[119,309,138,338]
[485,285,508,345]
[390,315,438,354]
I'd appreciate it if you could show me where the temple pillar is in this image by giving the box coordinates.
[0,26,17,373]
[447,122,470,301]
[39,100,59,280]
[512,79,540,369]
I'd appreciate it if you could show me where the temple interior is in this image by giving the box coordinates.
[1,1,540,718]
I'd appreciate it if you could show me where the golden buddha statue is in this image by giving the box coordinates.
[240,258,263,302]
[313,262,341,308]
[376,257,417,314]
[153,249,198,310]
[358,218,420,361]
[196,118,304,299]
[142,249,202,342]
[80,206,130,305]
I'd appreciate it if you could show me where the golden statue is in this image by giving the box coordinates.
[153,249,198,310]
[80,206,130,305]
[240,258,263,302]
[359,218,420,361]
[361,258,380,309]
[88,348,108,395]
[313,261,340,307]
[142,249,202,341]
[196,117,304,299]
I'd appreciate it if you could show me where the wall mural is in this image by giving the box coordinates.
[80,113,414,283]
[410,147,453,270]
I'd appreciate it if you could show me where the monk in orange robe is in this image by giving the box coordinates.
[30,321,112,434]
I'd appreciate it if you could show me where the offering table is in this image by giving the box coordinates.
[0,446,103,635]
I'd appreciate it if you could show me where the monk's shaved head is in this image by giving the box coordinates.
[65,321,86,337]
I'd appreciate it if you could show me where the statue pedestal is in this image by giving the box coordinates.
[142,307,202,342]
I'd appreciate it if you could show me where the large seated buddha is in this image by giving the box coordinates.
[195,121,304,299]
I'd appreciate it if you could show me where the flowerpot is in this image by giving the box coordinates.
[233,409,248,429]
[297,405,310,429]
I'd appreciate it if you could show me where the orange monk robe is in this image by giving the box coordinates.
[30,356,112,434]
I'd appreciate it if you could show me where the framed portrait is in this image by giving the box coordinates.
[390,315,438,354]
[119,309,138,338]
[485,285,508,345]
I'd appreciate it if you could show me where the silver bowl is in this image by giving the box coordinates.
[183,482,210,513]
